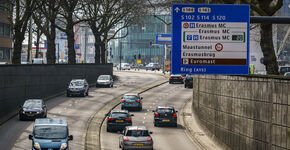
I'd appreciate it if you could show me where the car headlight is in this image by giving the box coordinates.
[22,111,25,114]
[36,112,40,114]
[34,142,41,149]
[60,143,67,150]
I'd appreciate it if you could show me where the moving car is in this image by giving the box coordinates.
[184,75,193,88]
[96,75,113,88]
[106,110,133,132]
[121,93,143,111]
[67,79,89,97]
[169,74,183,84]
[29,118,73,150]
[117,63,131,70]
[153,106,178,127]
[145,63,160,71]
[119,126,153,150]
[19,99,47,120]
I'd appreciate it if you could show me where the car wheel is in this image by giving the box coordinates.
[154,122,158,127]
[66,92,70,97]
[174,123,178,127]
[19,115,23,121]
[82,92,86,97]
[139,107,142,111]
[169,81,172,84]
[121,106,124,110]
[107,127,111,132]
[86,91,89,96]
[184,84,187,88]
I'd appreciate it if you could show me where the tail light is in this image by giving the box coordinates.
[107,117,114,121]
[136,99,140,103]
[125,118,131,121]
[178,77,183,79]
[173,113,177,117]
[121,99,126,103]
[155,113,159,117]
[169,77,173,79]
[147,137,152,142]
[123,136,129,141]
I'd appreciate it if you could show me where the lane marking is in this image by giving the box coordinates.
[142,121,145,124]
[144,117,146,120]
[145,113,147,116]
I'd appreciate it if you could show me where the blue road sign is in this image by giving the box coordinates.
[172,4,250,75]
[156,34,172,45]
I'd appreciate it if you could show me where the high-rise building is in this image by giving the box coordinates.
[111,15,171,66]
[0,2,12,63]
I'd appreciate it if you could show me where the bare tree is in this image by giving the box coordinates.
[33,0,60,64]
[83,0,147,64]
[5,0,36,64]
[56,0,83,64]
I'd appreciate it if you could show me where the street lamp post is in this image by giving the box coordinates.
[119,41,122,70]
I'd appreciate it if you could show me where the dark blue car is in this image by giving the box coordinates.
[121,93,143,111]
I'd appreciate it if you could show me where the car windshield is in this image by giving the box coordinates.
[123,95,138,100]
[126,130,149,137]
[34,125,67,139]
[111,113,128,118]
[280,67,290,74]
[157,108,174,113]
[98,75,110,80]
[70,81,84,86]
[23,101,42,109]
[186,76,193,79]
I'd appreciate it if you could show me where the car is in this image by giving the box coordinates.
[96,75,113,88]
[119,126,153,150]
[153,106,178,127]
[66,79,89,97]
[145,63,160,71]
[32,58,45,64]
[279,65,290,75]
[121,93,143,111]
[184,75,193,88]
[169,74,183,84]
[117,63,131,70]
[29,118,73,150]
[106,110,133,132]
[19,99,47,121]
[284,72,290,77]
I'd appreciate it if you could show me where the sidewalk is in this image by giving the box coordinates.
[180,98,227,150]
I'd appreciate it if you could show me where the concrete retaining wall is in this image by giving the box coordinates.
[192,75,290,150]
[0,64,113,124]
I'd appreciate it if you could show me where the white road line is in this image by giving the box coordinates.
[142,121,145,124]
[64,108,67,110]
[153,103,155,105]
[145,113,147,116]
[69,104,72,107]
[144,117,146,120]
[147,109,149,112]
[149,106,152,108]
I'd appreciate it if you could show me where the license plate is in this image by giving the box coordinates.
[72,91,78,93]
[116,120,124,122]
[128,102,133,104]
[27,114,34,117]
[134,143,144,146]
[162,119,170,122]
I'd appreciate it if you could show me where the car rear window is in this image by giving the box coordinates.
[70,81,84,86]
[157,108,174,113]
[111,113,128,118]
[126,130,149,136]
[123,95,138,100]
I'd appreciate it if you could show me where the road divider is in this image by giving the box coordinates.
[85,78,168,150]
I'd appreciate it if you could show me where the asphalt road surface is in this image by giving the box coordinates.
[0,71,165,150]
[101,82,200,150]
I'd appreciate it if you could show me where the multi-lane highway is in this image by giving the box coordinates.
[0,71,199,150]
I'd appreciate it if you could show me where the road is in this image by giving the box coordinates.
[100,82,199,150]
[0,71,165,150]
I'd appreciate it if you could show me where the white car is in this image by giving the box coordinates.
[284,72,290,77]
[117,63,131,70]
[96,75,113,87]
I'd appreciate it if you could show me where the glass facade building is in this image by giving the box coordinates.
[110,15,171,65]
[0,2,12,63]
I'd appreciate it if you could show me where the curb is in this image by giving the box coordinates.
[85,79,168,150]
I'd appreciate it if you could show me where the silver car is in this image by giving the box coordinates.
[96,75,113,88]
[119,126,153,150]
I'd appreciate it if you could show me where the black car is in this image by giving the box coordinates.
[153,106,178,127]
[19,99,47,121]
[67,79,89,97]
[106,110,133,132]
[184,75,193,88]
[169,74,184,84]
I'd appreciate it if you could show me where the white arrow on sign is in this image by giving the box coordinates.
[175,7,180,13]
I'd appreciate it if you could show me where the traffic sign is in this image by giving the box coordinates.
[156,34,172,45]
[172,4,250,75]
[137,60,141,64]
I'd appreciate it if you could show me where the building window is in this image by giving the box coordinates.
[4,24,10,37]
[0,49,3,60]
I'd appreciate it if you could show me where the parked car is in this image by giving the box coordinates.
[121,93,143,111]
[106,110,133,132]
[284,72,290,77]
[29,118,73,150]
[169,74,184,84]
[32,58,45,64]
[119,126,153,150]
[279,65,290,75]
[19,99,47,121]
[67,79,89,97]
[96,75,113,88]
[145,63,160,71]
[184,75,193,88]
[153,106,178,127]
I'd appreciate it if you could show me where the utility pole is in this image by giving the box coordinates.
[163,23,167,74]
[119,41,122,70]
